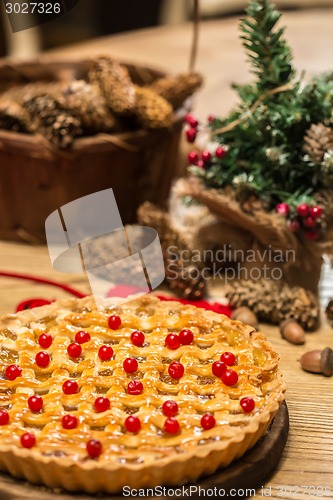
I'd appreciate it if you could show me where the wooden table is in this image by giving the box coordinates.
[1,9,333,498]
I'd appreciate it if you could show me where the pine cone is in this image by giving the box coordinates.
[148,72,203,109]
[133,86,173,129]
[0,100,29,132]
[320,151,333,189]
[23,94,82,149]
[138,202,206,299]
[326,300,333,324]
[304,123,333,163]
[225,278,320,331]
[89,56,135,115]
[62,80,118,133]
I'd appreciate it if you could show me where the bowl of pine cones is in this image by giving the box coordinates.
[0,56,202,242]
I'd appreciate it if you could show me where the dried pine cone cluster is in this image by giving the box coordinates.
[0,55,203,149]
[225,278,320,331]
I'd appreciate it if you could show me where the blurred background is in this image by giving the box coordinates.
[1,0,333,58]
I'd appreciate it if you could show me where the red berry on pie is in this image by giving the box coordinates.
[75,330,91,344]
[164,417,180,434]
[5,364,22,380]
[220,352,236,366]
[165,333,181,350]
[28,395,43,412]
[38,334,52,349]
[240,397,255,413]
[179,329,194,345]
[127,380,143,395]
[94,397,110,413]
[123,358,138,373]
[162,400,179,417]
[221,369,238,387]
[201,413,216,430]
[131,331,145,347]
[125,415,141,433]
[21,433,36,448]
[62,414,78,429]
[168,362,184,379]
[86,439,102,458]
[98,345,114,361]
[67,343,82,358]
[62,380,79,395]
[0,410,9,425]
[212,361,227,377]
[108,315,121,330]
[35,351,50,368]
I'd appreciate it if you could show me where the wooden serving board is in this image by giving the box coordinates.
[0,402,289,500]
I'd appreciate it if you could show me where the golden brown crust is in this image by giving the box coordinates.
[0,295,286,493]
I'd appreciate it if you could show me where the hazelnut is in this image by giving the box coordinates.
[231,307,258,329]
[279,319,305,345]
[300,347,333,376]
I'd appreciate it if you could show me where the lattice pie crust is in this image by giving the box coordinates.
[0,295,285,493]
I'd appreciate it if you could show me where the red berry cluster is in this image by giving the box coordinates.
[184,113,199,143]
[165,329,194,350]
[187,146,227,170]
[212,352,238,386]
[276,202,323,240]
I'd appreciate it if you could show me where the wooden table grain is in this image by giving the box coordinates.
[1,9,333,498]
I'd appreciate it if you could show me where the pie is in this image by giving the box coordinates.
[0,295,285,494]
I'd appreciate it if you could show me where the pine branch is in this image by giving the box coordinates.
[240,0,295,90]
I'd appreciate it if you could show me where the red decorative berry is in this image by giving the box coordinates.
[276,203,290,216]
[62,414,78,429]
[5,364,22,381]
[186,127,197,143]
[221,369,238,386]
[201,413,216,430]
[310,206,323,219]
[67,343,82,358]
[306,230,320,241]
[127,380,143,395]
[98,345,114,361]
[35,351,50,368]
[38,334,52,349]
[0,410,9,425]
[168,361,184,379]
[185,113,198,128]
[240,397,255,413]
[86,439,102,458]
[196,159,205,169]
[75,330,91,344]
[28,395,43,412]
[165,333,181,350]
[215,146,227,159]
[220,352,236,366]
[21,433,36,449]
[125,415,141,433]
[131,331,145,347]
[162,400,179,417]
[288,220,300,233]
[212,360,227,377]
[94,397,110,413]
[297,203,310,217]
[304,216,316,228]
[188,151,199,165]
[123,358,138,373]
[108,315,121,330]
[179,329,194,345]
[62,380,79,395]
[202,151,212,163]
[164,417,180,434]
[207,114,216,123]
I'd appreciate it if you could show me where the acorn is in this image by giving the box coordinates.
[231,307,258,329]
[299,347,333,377]
[279,319,305,345]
